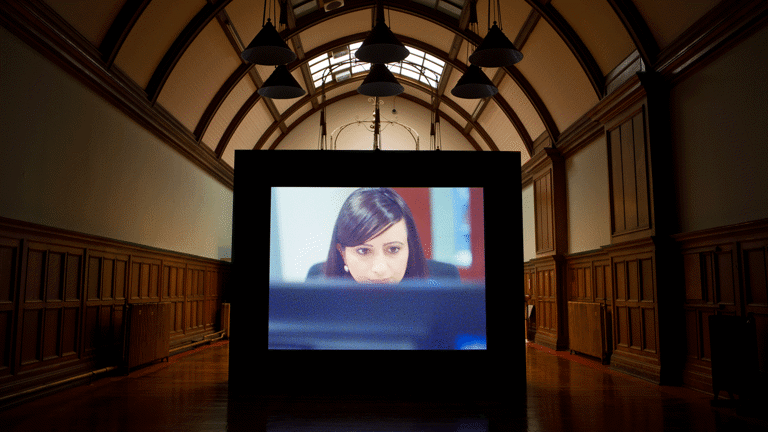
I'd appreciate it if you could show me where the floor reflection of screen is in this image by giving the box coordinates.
[268,187,486,350]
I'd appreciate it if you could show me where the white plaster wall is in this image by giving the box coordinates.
[566,137,611,253]
[0,27,232,260]
[670,26,768,233]
[522,184,536,262]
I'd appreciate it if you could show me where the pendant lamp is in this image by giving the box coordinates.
[450,65,498,99]
[355,0,409,64]
[469,22,523,67]
[357,64,404,97]
[241,19,297,65]
[258,65,305,99]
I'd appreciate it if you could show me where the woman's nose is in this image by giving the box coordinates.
[370,254,389,276]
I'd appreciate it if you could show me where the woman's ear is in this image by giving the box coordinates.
[336,244,345,263]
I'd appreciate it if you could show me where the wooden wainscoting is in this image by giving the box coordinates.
[606,239,661,382]
[674,219,768,394]
[566,251,612,363]
[0,217,230,406]
[526,255,566,350]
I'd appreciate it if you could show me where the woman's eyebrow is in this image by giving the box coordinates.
[383,241,405,246]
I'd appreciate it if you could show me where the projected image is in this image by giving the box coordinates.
[268,187,486,350]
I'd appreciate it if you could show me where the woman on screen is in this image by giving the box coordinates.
[322,187,428,283]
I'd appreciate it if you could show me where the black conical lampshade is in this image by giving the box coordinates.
[241,20,297,65]
[451,65,498,99]
[357,64,404,97]
[469,23,523,67]
[258,65,305,99]
[355,21,409,64]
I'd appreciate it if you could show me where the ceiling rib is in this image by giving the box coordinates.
[99,0,152,67]
[523,0,605,99]
[256,75,491,151]
[195,62,251,142]
[266,87,485,151]
[145,0,233,103]
[504,63,559,142]
[607,0,659,68]
[274,2,557,147]
[194,9,253,142]
[215,89,261,158]
[211,30,529,155]
[284,4,317,111]
[182,0,604,158]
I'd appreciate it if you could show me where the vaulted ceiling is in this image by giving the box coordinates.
[3,0,740,188]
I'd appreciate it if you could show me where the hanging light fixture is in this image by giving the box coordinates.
[469,0,523,67]
[357,64,404,97]
[258,65,305,99]
[451,64,498,99]
[241,1,297,65]
[469,22,523,67]
[451,0,522,98]
[355,0,409,64]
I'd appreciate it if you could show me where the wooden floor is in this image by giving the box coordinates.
[1,341,767,431]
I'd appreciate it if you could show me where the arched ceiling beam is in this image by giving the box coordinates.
[276,3,567,142]
[195,62,252,141]
[215,87,260,158]
[504,62,559,142]
[213,31,541,156]
[265,86,485,151]
[286,1,605,99]
[606,0,659,68]
[522,0,605,99]
[284,0,464,42]
[143,1,579,151]
[245,74,495,151]
[145,0,233,103]
[99,0,152,67]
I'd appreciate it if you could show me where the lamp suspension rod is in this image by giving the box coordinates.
[488,0,503,30]
[373,96,381,150]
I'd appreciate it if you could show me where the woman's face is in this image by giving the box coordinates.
[338,219,410,284]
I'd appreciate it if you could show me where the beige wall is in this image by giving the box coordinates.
[670,25,768,233]
[275,95,476,151]
[0,27,232,260]
[522,184,536,261]
[566,137,611,253]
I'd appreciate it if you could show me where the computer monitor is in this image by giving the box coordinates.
[230,150,522,400]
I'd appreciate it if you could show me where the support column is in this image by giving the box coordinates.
[527,147,568,350]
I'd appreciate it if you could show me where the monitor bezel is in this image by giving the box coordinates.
[230,150,523,401]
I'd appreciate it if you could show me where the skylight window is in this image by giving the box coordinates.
[309,43,445,90]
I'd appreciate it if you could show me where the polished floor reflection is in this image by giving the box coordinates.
[1,341,766,431]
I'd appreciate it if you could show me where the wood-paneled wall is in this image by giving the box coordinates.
[607,239,661,382]
[525,256,566,350]
[566,251,612,362]
[675,219,768,393]
[523,84,669,382]
[606,105,652,242]
[0,217,229,404]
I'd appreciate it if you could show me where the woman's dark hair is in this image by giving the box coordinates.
[324,188,428,279]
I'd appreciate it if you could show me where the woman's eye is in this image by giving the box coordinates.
[387,246,401,254]
[355,248,370,256]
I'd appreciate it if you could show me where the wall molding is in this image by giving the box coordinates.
[0,0,234,190]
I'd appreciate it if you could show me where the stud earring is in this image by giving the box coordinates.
[344,265,349,272]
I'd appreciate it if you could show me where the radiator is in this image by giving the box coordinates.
[125,303,171,369]
[567,301,607,362]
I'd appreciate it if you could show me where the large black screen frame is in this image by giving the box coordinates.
[229,150,523,401]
